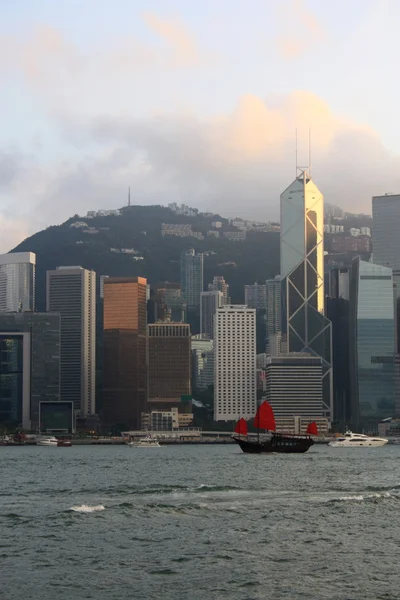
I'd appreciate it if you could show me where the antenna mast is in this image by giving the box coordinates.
[128,186,131,207]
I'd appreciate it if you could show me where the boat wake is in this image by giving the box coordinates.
[328,492,396,503]
[69,504,105,513]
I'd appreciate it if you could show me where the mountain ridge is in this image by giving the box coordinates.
[12,204,280,310]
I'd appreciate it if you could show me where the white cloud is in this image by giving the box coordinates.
[1,90,400,252]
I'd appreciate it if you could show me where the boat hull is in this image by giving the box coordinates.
[233,434,314,454]
[329,439,388,448]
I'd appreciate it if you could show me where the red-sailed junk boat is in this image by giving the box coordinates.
[232,402,316,454]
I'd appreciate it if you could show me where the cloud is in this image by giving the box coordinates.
[0,14,205,88]
[275,0,326,59]
[2,90,400,253]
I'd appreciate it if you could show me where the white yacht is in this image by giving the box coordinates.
[127,436,161,448]
[36,436,58,447]
[329,430,388,448]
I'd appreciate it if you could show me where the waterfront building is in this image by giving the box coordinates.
[349,258,396,426]
[141,407,193,431]
[280,170,333,417]
[265,354,324,418]
[214,305,256,421]
[47,266,96,416]
[245,283,267,311]
[208,276,230,305]
[0,312,60,430]
[103,277,147,428]
[147,321,191,411]
[200,290,223,339]
[266,276,281,337]
[0,252,36,312]
[192,334,214,390]
[180,249,203,310]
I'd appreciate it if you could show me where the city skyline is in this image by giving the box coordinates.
[2,1,400,253]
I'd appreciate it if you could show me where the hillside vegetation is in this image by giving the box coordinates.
[12,205,280,309]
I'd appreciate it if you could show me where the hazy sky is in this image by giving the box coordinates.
[1,0,400,251]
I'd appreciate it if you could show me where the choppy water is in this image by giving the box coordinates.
[1,444,400,600]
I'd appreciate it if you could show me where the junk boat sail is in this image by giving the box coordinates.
[232,402,315,454]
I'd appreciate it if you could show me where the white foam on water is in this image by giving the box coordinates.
[334,492,392,502]
[69,504,105,513]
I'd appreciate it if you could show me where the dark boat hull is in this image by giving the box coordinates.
[233,434,314,454]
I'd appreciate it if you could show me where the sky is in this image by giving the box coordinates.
[1,0,400,252]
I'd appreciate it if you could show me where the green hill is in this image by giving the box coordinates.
[12,205,280,309]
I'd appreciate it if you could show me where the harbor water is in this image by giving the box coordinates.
[1,444,400,599]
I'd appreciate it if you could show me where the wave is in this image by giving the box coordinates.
[68,504,105,513]
[328,492,395,503]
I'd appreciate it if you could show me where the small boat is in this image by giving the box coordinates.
[127,436,161,447]
[328,430,388,447]
[36,436,58,447]
[57,439,72,447]
[232,402,314,454]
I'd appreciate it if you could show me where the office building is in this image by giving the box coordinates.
[325,266,350,300]
[47,266,96,416]
[154,282,187,322]
[192,334,214,390]
[147,321,192,415]
[103,277,147,428]
[214,305,256,421]
[349,258,396,426]
[280,169,333,417]
[266,276,281,337]
[208,276,230,305]
[180,249,203,310]
[0,252,36,312]
[200,291,223,339]
[0,312,60,430]
[265,355,324,418]
[372,194,400,292]
[245,283,267,310]
[141,407,193,431]
[99,275,109,299]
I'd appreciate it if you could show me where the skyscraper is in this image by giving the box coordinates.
[214,305,256,421]
[180,249,203,310]
[372,194,400,290]
[47,266,96,416]
[0,312,60,430]
[244,283,267,310]
[103,277,147,428]
[200,290,223,339]
[266,276,281,337]
[280,170,333,417]
[191,334,214,390]
[147,321,191,413]
[0,252,36,312]
[208,276,230,305]
[265,355,327,433]
[349,258,396,426]
[154,282,187,322]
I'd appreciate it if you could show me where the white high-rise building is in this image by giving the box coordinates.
[200,290,223,339]
[46,266,96,416]
[0,252,36,312]
[214,305,256,421]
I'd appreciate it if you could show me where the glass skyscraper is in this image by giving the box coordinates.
[280,170,333,417]
[0,312,61,430]
[349,258,396,426]
[180,249,204,310]
[0,252,36,312]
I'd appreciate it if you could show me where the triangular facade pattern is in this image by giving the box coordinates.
[280,170,333,417]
